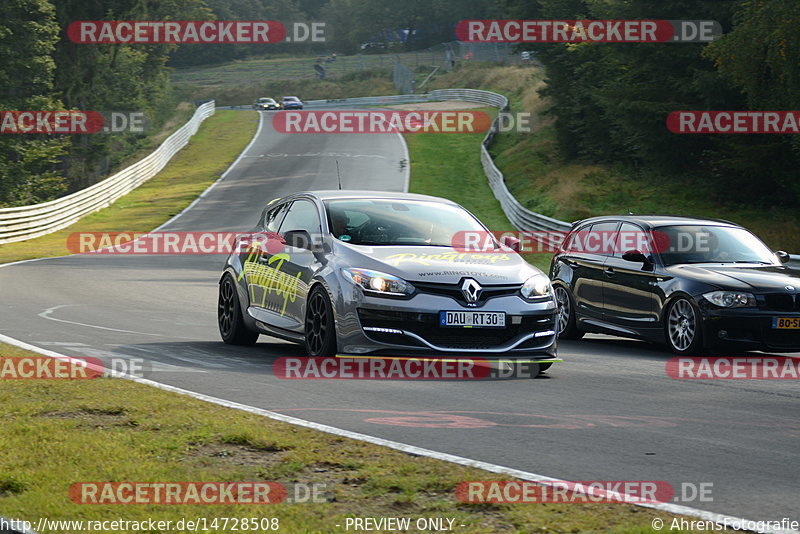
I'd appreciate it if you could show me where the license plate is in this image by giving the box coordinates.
[440,311,506,328]
[772,317,800,329]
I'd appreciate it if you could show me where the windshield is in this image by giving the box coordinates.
[325,199,489,247]
[284,97,299,101]
[656,225,778,266]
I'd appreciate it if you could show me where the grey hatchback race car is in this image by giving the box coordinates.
[217,191,559,369]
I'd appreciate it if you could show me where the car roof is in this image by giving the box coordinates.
[283,96,300,99]
[572,214,740,229]
[277,190,461,205]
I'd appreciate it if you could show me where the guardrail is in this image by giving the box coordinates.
[0,101,215,245]
[292,89,800,262]
[8,91,799,266]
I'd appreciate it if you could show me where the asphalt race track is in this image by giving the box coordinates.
[1,111,798,527]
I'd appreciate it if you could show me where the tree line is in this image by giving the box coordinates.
[1,0,495,207]
[2,0,797,207]
[503,0,800,206]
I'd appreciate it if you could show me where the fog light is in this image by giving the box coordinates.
[718,330,728,339]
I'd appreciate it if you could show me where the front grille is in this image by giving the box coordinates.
[763,329,800,348]
[411,281,521,307]
[358,308,555,349]
[762,293,799,311]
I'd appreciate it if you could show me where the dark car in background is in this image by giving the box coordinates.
[281,96,304,109]
[550,215,800,355]
[253,97,281,110]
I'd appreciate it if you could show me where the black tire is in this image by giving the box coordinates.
[218,274,259,345]
[304,285,337,357]
[555,285,584,340]
[538,362,552,373]
[665,297,704,355]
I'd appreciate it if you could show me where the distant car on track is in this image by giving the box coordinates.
[281,96,304,110]
[550,215,800,355]
[253,97,281,111]
[218,191,559,374]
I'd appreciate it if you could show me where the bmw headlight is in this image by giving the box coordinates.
[702,291,756,308]
[521,274,554,300]
[342,268,414,297]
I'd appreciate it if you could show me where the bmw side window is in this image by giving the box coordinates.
[588,222,620,257]
[279,200,322,236]
[614,223,649,257]
[565,224,593,253]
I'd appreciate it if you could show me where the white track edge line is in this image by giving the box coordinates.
[152,110,265,232]
[0,332,794,534]
[0,109,265,270]
[396,130,410,193]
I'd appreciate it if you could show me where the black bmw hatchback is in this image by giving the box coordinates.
[550,215,800,355]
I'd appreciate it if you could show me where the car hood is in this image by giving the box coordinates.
[334,244,538,285]
[666,264,800,291]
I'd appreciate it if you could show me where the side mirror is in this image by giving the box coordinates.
[282,229,313,250]
[499,234,521,252]
[622,250,648,263]
[776,251,791,264]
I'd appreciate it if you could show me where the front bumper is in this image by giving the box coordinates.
[337,292,558,359]
[701,307,800,352]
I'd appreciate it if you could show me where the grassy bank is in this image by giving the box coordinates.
[0,110,258,265]
[427,63,800,253]
[0,343,704,533]
[404,116,552,272]
[173,63,397,108]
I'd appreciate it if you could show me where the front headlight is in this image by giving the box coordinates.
[342,268,414,297]
[520,274,553,300]
[702,291,756,308]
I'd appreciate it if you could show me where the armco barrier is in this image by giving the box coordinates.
[297,89,800,261]
[306,89,570,242]
[5,92,797,265]
[0,101,215,245]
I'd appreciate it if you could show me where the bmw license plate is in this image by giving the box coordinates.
[440,311,506,328]
[772,317,800,329]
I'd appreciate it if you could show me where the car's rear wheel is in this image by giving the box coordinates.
[218,274,259,345]
[304,285,337,357]
[666,297,703,355]
[555,286,584,340]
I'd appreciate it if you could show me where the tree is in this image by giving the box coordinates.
[0,0,68,206]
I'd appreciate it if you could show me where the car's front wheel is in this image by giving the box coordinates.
[665,297,704,355]
[218,274,259,345]
[304,285,337,357]
[555,286,584,340]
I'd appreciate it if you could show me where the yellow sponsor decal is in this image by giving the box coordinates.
[239,248,304,316]
[384,252,511,266]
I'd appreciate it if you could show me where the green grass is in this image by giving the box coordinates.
[418,61,800,253]
[175,70,398,109]
[425,63,800,253]
[0,343,708,533]
[492,124,800,252]
[0,110,258,265]
[172,52,400,108]
[405,125,552,272]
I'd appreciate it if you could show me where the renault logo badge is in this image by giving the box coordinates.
[461,278,482,303]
